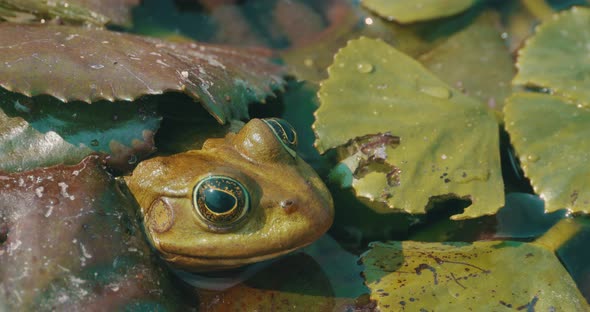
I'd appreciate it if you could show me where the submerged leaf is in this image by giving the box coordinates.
[198,235,370,311]
[0,107,91,172]
[361,0,477,24]
[361,240,589,311]
[513,7,590,106]
[0,24,286,123]
[504,93,590,214]
[0,89,161,172]
[314,37,503,219]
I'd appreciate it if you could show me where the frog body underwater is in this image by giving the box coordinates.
[126,118,334,272]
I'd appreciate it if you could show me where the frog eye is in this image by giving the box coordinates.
[262,118,298,157]
[192,176,250,227]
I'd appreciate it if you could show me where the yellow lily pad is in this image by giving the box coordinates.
[314,37,503,219]
[361,239,589,311]
[420,12,514,112]
[361,0,477,24]
[504,93,590,214]
[513,7,590,107]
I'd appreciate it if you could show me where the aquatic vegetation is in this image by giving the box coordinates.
[1,0,590,310]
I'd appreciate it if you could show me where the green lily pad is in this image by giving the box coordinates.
[361,239,589,311]
[420,12,514,112]
[504,92,590,214]
[0,24,286,124]
[314,37,503,219]
[361,0,477,24]
[513,7,590,107]
[0,0,140,26]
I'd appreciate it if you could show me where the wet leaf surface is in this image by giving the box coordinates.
[504,92,590,214]
[0,105,92,173]
[420,12,514,113]
[361,0,477,24]
[0,89,161,173]
[361,239,589,311]
[0,156,185,310]
[513,7,590,107]
[0,24,286,123]
[314,37,504,219]
[0,0,139,26]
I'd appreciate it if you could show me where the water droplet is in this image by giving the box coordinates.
[526,155,539,162]
[90,64,104,69]
[90,139,99,146]
[420,86,452,99]
[303,58,314,67]
[356,62,374,74]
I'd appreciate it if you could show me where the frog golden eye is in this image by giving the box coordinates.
[192,176,250,227]
[262,118,298,157]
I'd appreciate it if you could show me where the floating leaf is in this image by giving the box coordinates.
[361,0,477,24]
[420,12,514,112]
[0,24,286,123]
[0,156,184,310]
[0,0,140,26]
[513,7,590,106]
[0,90,161,172]
[314,37,503,219]
[361,239,589,311]
[504,93,590,214]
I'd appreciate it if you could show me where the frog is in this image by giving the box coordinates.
[125,117,334,272]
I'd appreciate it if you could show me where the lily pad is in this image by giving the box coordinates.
[0,24,286,123]
[420,12,514,112]
[0,90,161,172]
[0,0,140,26]
[0,156,184,310]
[361,0,477,24]
[513,7,590,107]
[504,92,590,214]
[314,37,503,219]
[361,239,589,311]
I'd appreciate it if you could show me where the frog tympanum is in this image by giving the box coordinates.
[125,118,334,272]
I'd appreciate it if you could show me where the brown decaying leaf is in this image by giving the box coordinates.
[0,155,182,310]
[0,24,286,123]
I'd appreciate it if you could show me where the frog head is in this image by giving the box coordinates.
[125,118,334,272]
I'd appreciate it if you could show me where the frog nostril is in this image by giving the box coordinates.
[280,199,297,214]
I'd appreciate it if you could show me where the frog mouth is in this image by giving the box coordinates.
[157,243,309,272]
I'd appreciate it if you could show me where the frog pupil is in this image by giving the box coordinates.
[193,176,249,227]
[204,188,237,213]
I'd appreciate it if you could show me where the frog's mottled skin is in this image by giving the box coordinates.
[125,119,334,272]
